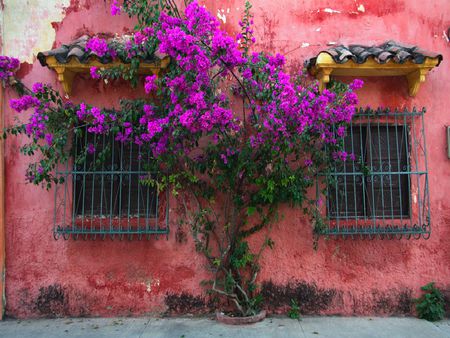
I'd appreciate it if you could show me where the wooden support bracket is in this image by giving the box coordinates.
[54,67,75,94]
[406,69,428,97]
[317,68,333,92]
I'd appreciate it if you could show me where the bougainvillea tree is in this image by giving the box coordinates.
[2,0,362,316]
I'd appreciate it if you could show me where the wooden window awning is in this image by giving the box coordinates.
[306,41,442,97]
[37,35,170,95]
[40,56,169,95]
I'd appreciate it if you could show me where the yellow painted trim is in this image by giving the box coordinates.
[309,52,440,97]
[44,56,171,95]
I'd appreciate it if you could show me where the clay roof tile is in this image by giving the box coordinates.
[37,35,161,67]
[306,41,442,69]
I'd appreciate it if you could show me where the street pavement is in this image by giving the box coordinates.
[0,316,449,338]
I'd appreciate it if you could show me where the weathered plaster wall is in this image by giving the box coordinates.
[3,0,71,63]
[2,0,450,317]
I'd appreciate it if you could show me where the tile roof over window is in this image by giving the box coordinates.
[36,35,170,94]
[37,35,162,67]
[306,41,443,69]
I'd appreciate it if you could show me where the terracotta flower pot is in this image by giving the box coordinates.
[216,310,266,325]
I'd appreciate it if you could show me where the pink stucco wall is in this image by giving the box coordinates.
[3,0,450,317]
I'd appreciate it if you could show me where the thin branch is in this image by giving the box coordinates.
[212,278,244,315]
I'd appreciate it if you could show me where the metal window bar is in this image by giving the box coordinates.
[317,107,431,239]
[53,125,169,240]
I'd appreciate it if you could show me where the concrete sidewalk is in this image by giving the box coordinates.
[0,316,449,338]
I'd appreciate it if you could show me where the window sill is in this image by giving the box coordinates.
[317,223,431,240]
[54,224,169,240]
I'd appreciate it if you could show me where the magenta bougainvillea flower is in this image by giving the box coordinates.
[32,82,45,93]
[4,0,363,196]
[144,75,157,94]
[10,95,40,113]
[0,56,19,81]
[86,37,117,58]
[110,0,121,16]
[89,67,101,79]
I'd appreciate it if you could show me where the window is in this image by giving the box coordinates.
[53,126,169,240]
[73,132,157,218]
[328,125,410,219]
[318,108,431,239]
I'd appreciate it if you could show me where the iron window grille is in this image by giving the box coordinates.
[53,125,169,240]
[316,107,431,239]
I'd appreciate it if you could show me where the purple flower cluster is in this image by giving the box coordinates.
[3,1,365,191]
[147,118,168,139]
[122,2,245,155]
[158,2,245,72]
[110,0,121,16]
[237,18,255,44]
[83,1,361,161]
[86,37,116,58]
[349,79,364,91]
[331,151,356,162]
[332,150,348,161]
[76,103,111,134]
[123,27,155,59]
[10,95,40,112]
[90,67,101,79]
[134,31,147,45]
[32,82,45,93]
[244,64,363,151]
[25,106,49,140]
[0,56,19,81]
[87,143,96,154]
[219,147,238,165]
[144,75,157,94]
[45,133,53,146]
[115,122,133,142]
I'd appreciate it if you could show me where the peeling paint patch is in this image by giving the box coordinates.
[3,0,71,63]
[217,10,227,24]
[144,278,160,293]
[0,5,4,54]
[357,4,366,13]
[323,8,341,14]
[16,62,33,79]
[443,30,449,43]
[301,42,310,48]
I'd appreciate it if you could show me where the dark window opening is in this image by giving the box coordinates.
[73,131,158,218]
[327,125,410,219]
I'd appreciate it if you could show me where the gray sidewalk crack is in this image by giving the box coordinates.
[298,318,307,338]
[138,317,152,338]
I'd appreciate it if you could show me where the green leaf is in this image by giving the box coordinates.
[246,206,256,216]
